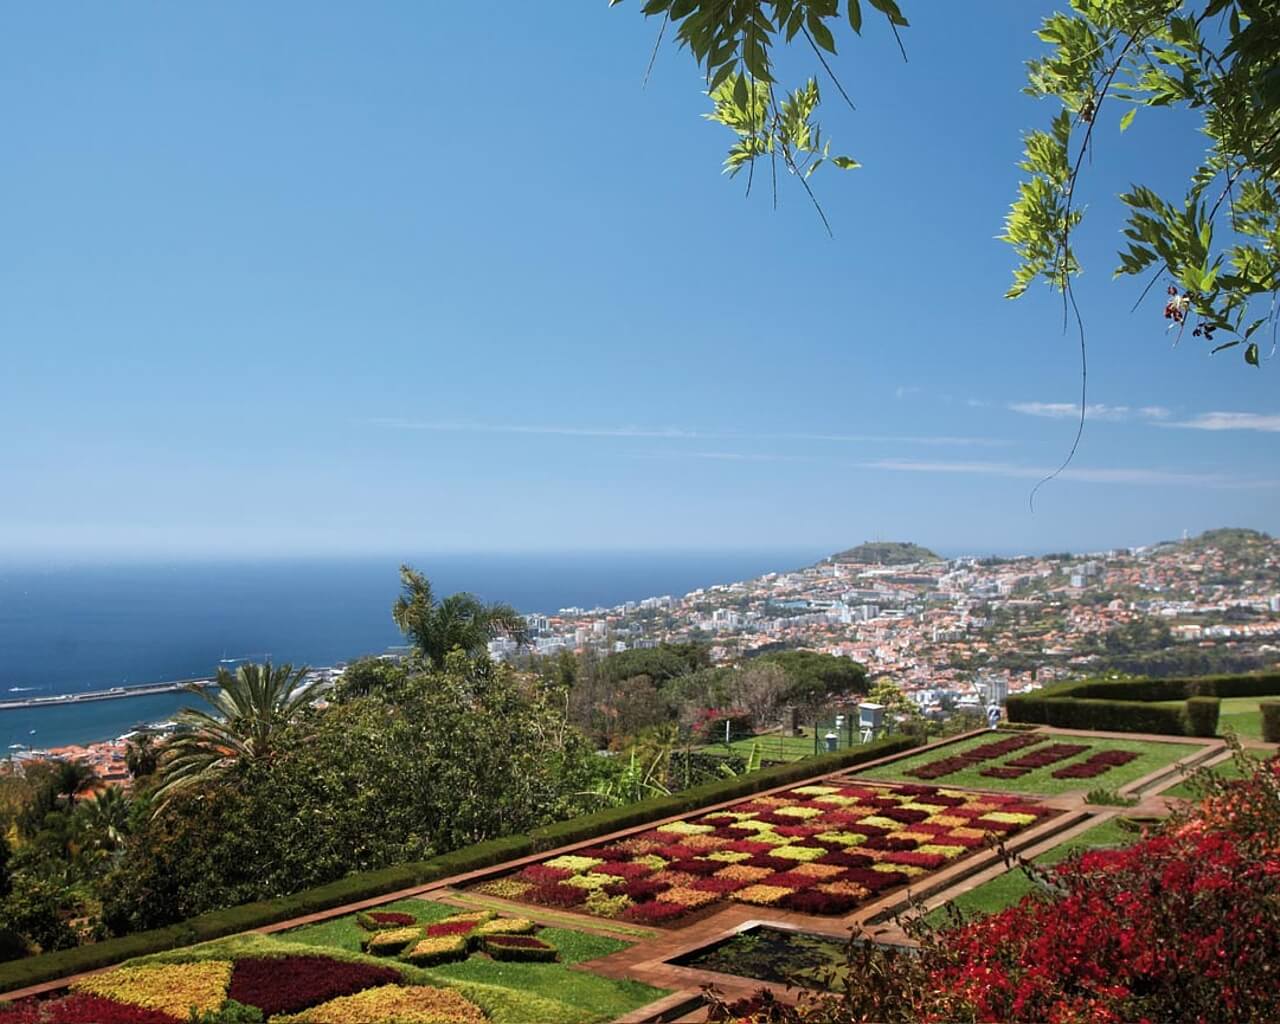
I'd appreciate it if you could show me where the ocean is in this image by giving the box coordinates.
[0,549,823,750]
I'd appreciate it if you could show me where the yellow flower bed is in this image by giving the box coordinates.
[792,862,844,878]
[812,794,860,806]
[715,864,773,883]
[791,785,841,796]
[585,890,632,918]
[656,820,714,836]
[925,814,968,828]
[633,854,668,871]
[365,927,422,954]
[273,984,486,1024]
[544,854,602,871]
[815,831,867,847]
[735,884,792,906]
[750,831,790,847]
[655,886,719,910]
[771,845,826,862]
[706,850,753,863]
[918,844,967,858]
[564,873,611,890]
[402,934,467,966]
[773,805,823,819]
[75,960,231,1020]
[818,881,869,899]
[472,917,536,937]
[473,878,531,900]
[983,811,1038,825]
[858,815,901,830]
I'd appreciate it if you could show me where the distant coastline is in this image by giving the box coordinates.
[0,549,825,750]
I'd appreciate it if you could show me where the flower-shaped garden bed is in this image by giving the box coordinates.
[472,782,1055,924]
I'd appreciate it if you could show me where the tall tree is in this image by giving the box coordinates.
[154,662,322,809]
[392,565,529,668]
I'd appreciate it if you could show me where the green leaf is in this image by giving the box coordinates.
[732,73,749,109]
[832,155,860,169]
[1119,108,1135,132]
[847,0,863,34]
[809,18,837,53]
[1245,342,1260,366]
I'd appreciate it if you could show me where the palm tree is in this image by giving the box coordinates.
[52,759,96,810]
[392,565,529,668]
[75,786,130,855]
[154,661,321,809]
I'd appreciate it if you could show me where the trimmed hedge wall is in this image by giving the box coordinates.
[1261,701,1280,744]
[1001,671,1280,736]
[0,734,916,995]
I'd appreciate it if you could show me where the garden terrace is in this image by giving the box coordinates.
[469,780,1059,924]
[856,730,1198,795]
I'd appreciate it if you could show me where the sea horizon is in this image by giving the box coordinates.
[0,548,832,750]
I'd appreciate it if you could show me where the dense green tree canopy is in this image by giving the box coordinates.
[392,565,529,668]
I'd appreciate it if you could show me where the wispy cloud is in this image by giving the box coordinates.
[894,386,922,400]
[1007,402,1169,422]
[366,419,1009,447]
[860,459,1276,489]
[1164,411,1280,433]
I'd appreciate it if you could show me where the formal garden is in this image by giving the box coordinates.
[471,780,1056,922]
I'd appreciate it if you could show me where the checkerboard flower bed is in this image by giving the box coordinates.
[472,781,1055,921]
[73,960,232,1020]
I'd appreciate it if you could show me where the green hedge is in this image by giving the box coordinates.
[1002,671,1279,736]
[1261,701,1280,744]
[0,734,919,995]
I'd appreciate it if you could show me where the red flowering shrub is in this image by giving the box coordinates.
[980,765,1030,779]
[884,851,947,870]
[657,844,698,860]
[747,854,795,872]
[668,858,723,876]
[356,910,416,930]
[1052,749,1140,779]
[863,835,918,851]
[818,850,874,869]
[623,878,671,900]
[764,871,822,890]
[424,920,477,937]
[227,955,400,1016]
[780,889,860,915]
[1005,742,1090,769]
[524,881,584,907]
[5,994,175,1024]
[591,860,653,879]
[691,875,749,894]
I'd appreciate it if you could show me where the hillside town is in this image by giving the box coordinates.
[497,528,1280,713]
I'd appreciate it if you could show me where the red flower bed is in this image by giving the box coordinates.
[425,920,477,937]
[748,854,796,872]
[980,765,1030,779]
[227,955,400,1017]
[863,835,918,851]
[819,850,874,869]
[668,858,724,876]
[623,877,671,900]
[591,860,653,879]
[842,867,908,892]
[364,911,414,927]
[884,850,947,869]
[575,845,629,861]
[1004,743,1090,769]
[1052,749,1140,779]
[781,889,860,914]
[524,881,584,907]
[4,995,175,1024]
[765,871,822,890]
[657,844,698,860]
[907,734,1052,780]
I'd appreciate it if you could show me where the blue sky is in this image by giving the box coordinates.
[1,2,1275,562]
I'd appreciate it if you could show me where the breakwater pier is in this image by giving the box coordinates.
[0,678,215,712]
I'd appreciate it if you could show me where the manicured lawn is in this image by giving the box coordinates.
[140,902,668,1024]
[1154,694,1280,741]
[697,733,827,762]
[855,732,1192,795]
[924,817,1137,925]
[281,897,455,953]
